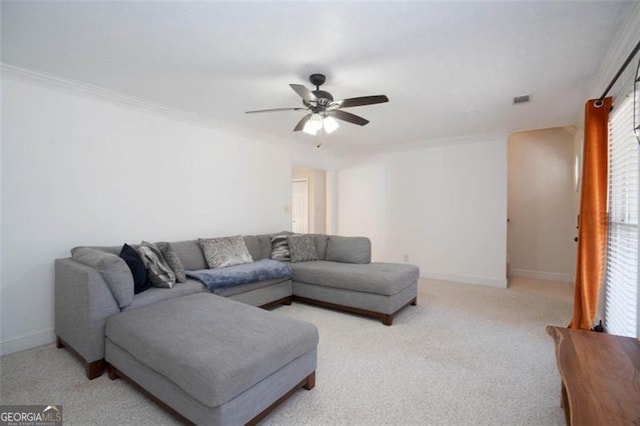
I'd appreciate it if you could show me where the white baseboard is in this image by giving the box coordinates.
[422,272,507,288]
[0,329,56,356]
[509,268,573,283]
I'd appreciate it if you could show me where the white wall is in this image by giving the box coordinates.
[507,127,577,282]
[0,73,328,355]
[337,162,388,261]
[337,137,508,287]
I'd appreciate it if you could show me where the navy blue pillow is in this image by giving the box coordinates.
[119,243,151,294]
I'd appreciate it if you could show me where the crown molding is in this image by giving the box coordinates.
[1,63,340,162]
[1,63,199,120]
[334,131,510,161]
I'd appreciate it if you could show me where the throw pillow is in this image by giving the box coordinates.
[156,242,187,282]
[136,241,176,288]
[270,234,290,261]
[288,234,319,263]
[119,243,152,294]
[199,235,254,269]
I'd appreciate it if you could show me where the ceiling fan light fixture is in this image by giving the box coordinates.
[303,114,323,135]
[247,74,389,134]
[323,115,339,134]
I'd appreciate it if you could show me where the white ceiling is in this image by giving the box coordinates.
[1,1,635,154]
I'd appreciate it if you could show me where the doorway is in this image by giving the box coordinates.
[292,179,309,233]
[291,166,327,234]
[507,127,578,285]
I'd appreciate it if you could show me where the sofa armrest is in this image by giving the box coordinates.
[55,258,120,363]
[71,247,134,308]
[325,236,371,264]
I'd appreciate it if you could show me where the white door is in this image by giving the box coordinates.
[292,179,309,233]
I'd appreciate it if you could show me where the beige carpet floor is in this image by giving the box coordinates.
[0,278,572,425]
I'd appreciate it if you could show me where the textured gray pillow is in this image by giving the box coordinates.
[288,234,319,263]
[199,235,253,269]
[156,242,187,283]
[71,247,134,308]
[270,234,290,261]
[136,241,176,288]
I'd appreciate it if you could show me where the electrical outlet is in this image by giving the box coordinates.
[403,254,409,262]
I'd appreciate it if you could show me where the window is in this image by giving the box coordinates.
[604,93,639,338]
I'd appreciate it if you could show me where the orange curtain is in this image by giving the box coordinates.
[569,97,611,330]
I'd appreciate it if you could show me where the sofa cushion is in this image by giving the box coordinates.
[199,235,253,269]
[156,242,187,283]
[256,234,274,259]
[242,235,261,261]
[270,234,290,261]
[137,242,176,288]
[122,279,205,311]
[119,244,152,294]
[106,293,319,408]
[215,277,290,298]
[325,235,371,264]
[71,247,134,308]
[242,234,273,261]
[291,260,419,296]
[288,234,319,263]
[170,240,207,271]
[310,234,329,259]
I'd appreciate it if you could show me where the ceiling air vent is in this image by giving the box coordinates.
[513,95,530,105]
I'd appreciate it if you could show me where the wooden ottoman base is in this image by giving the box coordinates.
[107,363,316,426]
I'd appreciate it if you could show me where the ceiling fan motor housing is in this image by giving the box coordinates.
[308,74,333,106]
[312,90,334,105]
[309,73,326,87]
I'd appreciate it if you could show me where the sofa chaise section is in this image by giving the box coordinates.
[292,260,419,326]
[105,293,318,425]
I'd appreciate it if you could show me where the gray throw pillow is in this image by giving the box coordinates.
[136,241,176,288]
[270,234,290,261]
[199,235,253,269]
[288,234,319,263]
[156,242,187,283]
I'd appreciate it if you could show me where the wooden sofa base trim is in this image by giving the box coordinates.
[107,363,315,426]
[293,296,417,326]
[56,336,105,380]
[246,371,315,426]
[259,295,293,310]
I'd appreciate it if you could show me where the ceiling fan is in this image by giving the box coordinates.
[245,73,389,135]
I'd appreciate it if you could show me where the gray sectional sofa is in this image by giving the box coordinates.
[54,232,419,424]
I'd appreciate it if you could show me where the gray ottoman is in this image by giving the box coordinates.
[292,261,419,325]
[105,293,318,425]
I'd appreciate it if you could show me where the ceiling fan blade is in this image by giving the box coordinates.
[289,84,317,103]
[327,110,370,126]
[332,95,389,109]
[245,107,307,114]
[293,114,313,132]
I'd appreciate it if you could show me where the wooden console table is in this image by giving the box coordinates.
[546,326,640,425]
